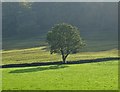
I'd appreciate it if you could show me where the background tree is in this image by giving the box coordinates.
[47,23,86,63]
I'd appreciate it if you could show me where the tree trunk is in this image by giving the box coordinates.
[60,49,69,64]
[62,55,67,64]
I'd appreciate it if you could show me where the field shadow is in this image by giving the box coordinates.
[67,57,119,64]
[9,65,68,73]
[2,57,119,68]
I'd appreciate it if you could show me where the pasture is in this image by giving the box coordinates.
[2,2,119,90]
[1,47,119,90]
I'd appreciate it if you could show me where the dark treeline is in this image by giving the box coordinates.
[2,2,118,50]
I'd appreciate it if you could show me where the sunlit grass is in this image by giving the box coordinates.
[2,61,118,90]
[2,46,118,65]
[2,47,119,90]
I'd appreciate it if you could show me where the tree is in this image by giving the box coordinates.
[47,23,85,63]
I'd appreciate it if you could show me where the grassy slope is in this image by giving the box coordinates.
[3,31,118,51]
[3,37,118,52]
[2,47,119,90]
[2,61,118,90]
[2,46,118,65]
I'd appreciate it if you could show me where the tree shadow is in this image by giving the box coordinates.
[9,65,68,73]
[2,57,119,68]
[67,57,119,64]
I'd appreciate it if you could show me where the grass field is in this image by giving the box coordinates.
[3,37,118,52]
[2,46,119,90]
[2,46,118,65]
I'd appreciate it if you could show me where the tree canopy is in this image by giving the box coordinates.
[47,23,85,63]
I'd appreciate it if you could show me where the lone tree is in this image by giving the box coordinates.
[47,23,85,63]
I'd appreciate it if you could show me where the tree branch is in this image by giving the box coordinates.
[65,53,69,58]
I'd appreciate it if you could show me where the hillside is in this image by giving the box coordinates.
[2,47,118,90]
[2,2,118,51]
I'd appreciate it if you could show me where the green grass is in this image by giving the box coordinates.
[2,46,118,65]
[2,46,119,90]
[2,61,118,90]
[3,34,118,52]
